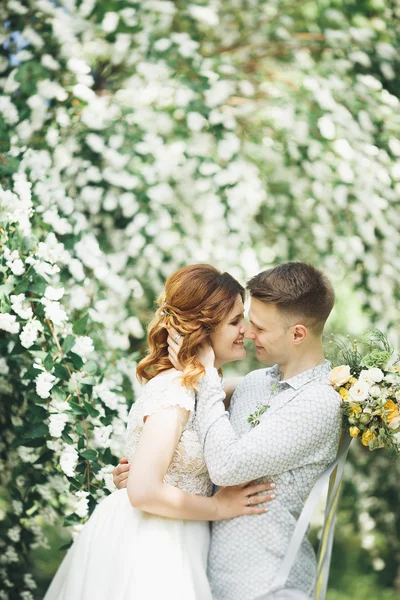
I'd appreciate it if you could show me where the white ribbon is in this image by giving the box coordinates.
[266,432,352,599]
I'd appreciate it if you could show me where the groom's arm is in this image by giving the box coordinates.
[223,377,244,410]
[195,368,341,487]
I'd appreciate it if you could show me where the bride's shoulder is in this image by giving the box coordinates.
[139,369,195,414]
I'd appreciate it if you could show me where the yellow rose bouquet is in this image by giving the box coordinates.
[328,330,400,452]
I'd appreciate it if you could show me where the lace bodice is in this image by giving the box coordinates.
[125,370,213,497]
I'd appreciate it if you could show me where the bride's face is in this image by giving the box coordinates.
[210,295,246,368]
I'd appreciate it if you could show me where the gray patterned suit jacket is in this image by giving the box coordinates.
[195,361,342,600]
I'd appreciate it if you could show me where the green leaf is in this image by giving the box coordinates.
[23,423,48,440]
[62,334,76,355]
[82,399,100,418]
[67,400,86,416]
[83,360,98,375]
[61,431,74,445]
[34,450,53,465]
[18,437,46,448]
[59,542,73,552]
[73,313,89,335]
[80,376,96,386]
[28,404,47,419]
[13,278,30,294]
[70,353,84,370]
[75,422,85,436]
[80,449,98,461]
[54,364,70,380]
[44,354,53,372]
[29,278,47,296]
[52,387,67,402]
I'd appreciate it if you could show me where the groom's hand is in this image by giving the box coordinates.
[113,457,130,489]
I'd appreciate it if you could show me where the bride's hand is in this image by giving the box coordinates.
[213,481,276,519]
[167,326,184,370]
[167,327,215,370]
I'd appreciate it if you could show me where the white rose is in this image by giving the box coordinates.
[369,385,381,398]
[329,365,352,386]
[35,372,56,399]
[360,368,384,384]
[349,380,370,402]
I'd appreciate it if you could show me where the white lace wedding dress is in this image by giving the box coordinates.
[44,370,213,600]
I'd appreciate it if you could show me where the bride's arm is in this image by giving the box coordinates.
[127,406,273,520]
[223,377,244,410]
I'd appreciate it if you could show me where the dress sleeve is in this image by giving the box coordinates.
[142,375,195,419]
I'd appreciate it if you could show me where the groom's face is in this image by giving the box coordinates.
[246,298,292,365]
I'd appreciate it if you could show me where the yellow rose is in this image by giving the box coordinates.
[361,429,376,447]
[339,387,349,401]
[349,403,362,415]
[349,377,357,385]
[349,426,360,438]
[329,365,352,386]
[383,399,400,424]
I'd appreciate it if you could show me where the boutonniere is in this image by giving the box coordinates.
[247,382,279,428]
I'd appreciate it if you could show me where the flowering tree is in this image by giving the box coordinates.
[1,0,400,597]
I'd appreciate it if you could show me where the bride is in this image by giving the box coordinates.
[44,264,275,600]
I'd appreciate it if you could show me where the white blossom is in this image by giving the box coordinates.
[23,574,37,590]
[48,413,69,438]
[188,5,219,27]
[93,424,113,448]
[71,336,95,359]
[317,115,336,139]
[60,445,79,478]
[0,314,20,334]
[35,372,56,399]
[4,248,25,276]
[7,527,21,543]
[74,491,90,518]
[20,320,43,349]
[10,294,33,320]
[44,286,65,301]
[41,298,68,326]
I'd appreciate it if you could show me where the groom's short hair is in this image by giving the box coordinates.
[247,262,335,334]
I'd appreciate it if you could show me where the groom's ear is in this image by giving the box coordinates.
[292,324,307,344]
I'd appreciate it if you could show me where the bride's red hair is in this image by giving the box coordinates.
[136,264,245,389]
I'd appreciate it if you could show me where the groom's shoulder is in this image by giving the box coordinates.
[299,377,342,410]
[240,366,274,387]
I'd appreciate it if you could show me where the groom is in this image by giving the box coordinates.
[113,262,342,600]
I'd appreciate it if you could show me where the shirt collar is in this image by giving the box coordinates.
[268,360,331,390]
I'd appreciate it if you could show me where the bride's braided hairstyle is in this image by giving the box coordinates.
[136,264,245,389]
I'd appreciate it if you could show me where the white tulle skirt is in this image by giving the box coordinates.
[44,488,212,600]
